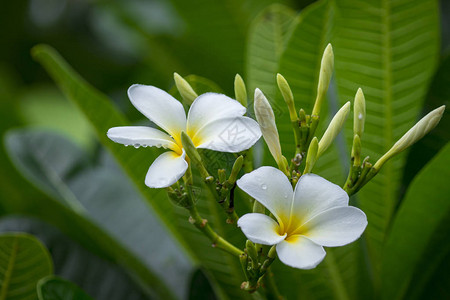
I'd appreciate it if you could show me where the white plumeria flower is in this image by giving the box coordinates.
[237,167,367,269]
[107,84,261,188]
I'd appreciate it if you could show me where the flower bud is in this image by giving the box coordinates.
[228,156,244,184]
[318,101,350,157]
[246,240,258,262]
[277,73,298,121]
[373,105,445,170]
[254,88,287,172]
[354,88,366,138]
[304,137,319,174]
[174,73,198,105]
[234,74,247,108]
[312,44,334,117]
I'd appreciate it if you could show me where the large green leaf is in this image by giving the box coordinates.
[4,130,179,300]
[31,45,249,299]
[0,217,150,300]
[246,4,297,101]
[381,143,450,300]
[0,233,53,300]
[333,0,440,279]
[37,276,93,300]
[5,129,192,299]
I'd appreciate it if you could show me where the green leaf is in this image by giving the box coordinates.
[333,0,440,280]
[246,4,297,101]
[0,217,151,300]
[0,233,53,300]
[381,143,450,300]
[31,45,250,299]
[4,129,190,299]
[37,276,93,300]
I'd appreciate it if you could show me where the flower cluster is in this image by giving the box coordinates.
[107,44,444,293]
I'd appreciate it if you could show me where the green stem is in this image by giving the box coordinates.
[184,169,243,258]
[187,202,243,257]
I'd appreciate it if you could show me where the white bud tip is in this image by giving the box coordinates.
[255,88,263,98]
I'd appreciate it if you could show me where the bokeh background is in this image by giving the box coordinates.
[1,0,449,299]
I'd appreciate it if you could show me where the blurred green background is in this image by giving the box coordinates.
[1,0,449,299]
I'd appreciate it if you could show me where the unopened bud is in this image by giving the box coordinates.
[246,240,258,261]
[312,44,334,117]
[174,73,198,105]
[299,109,307,125]
[304,137,319,174]
[254,88,287,172]
[228,156,244,184]
[318,101,350,157]
[268,245,277,259]
[277,73,297,121]
[374,105,445,170]
[354,88,366,137]
[234,74,247,107]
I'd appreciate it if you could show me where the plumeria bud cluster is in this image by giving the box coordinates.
[240,241,277,292]
[344,92,445,195]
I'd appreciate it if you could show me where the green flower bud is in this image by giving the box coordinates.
[174,73,198,105]
[354,88,366,138]
[312,43,334,117]
[373,105,445,170]
[246,240,258,262]
[318,101,350,157]
[304,137,319,174]
[228,156,244,184]
[277,73,298,121]
[234,74,247,107]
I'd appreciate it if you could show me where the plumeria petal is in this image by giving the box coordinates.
[193,116,261,152]
[128,84,186,142]
[276,235,326,269]
[291,174,348,226]
[107,126,180,153]
[237,167,293,225]
[237,213,287,245]
[186,93,246,136]
[145,150,188,188]
[302,206,367,247]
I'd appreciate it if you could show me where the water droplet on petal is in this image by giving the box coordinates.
[261,184,267,190]
[358,113,363,120]
[134,144,140,148]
